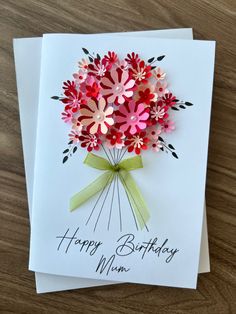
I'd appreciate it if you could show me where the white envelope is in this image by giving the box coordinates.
[14,28,210,293]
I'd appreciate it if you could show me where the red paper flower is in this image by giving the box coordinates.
[85,82,100,98]
[149,100,169,125]
[162,93,177,107]
[138,88,155,105]
[104,51,118,65]
[106,129,124,147]
[79,130,101,152]
[130,60,152,84]
[88,58,108,78]
[124,131,149,155]
[63,80,76,93]
[125,52,140,66]
[62,90,85,113]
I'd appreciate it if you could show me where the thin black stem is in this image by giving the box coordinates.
[101,144,113,164]
[86,183,107,226]
[117,147,128,163]
[118,174,138,231]
[108,148,115,164]
[118,173,149,232]
[107,174,116,230]
[94,176,114,232]
[116,174,122,232]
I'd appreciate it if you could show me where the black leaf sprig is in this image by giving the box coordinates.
[158,137,178,159]
[171,101,194,111]
[62,140,78,163]
[147,55,165,70]
[82,47,95,62]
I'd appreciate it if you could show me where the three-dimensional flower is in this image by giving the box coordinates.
[115,100,149,134]
[100,67,135,105]
[79,130,101,151]
[79,97,114,134]
[125,132,149,154]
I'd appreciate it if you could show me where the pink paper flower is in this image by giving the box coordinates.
[156,81,168,97]
[88,58,108,78]
[73,69,87,84]
[115,100,149,135]
[149,138,163,152]
[162,120,175,133]
[100,67,135,105]
[61,109,74,123]
[79,97,114,134]
[69,130,81,143]
[78,58,89,71]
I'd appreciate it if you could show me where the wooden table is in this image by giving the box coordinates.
[0,0,235,313]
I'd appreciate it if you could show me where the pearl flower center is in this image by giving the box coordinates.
[95,113,104,121]
[130,115,137,122]
[115,84,124,94]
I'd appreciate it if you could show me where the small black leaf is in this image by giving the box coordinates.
[179,105,186,109]
[51,96,59,100]
[63,149,69,154]
[88,56,94,62]
[96,53,101,60]
[171,107,179,111]
[68,140,73,145]
[151,66,156,70]
[63,156,68,163]
[158,136,164,142]
[172,152,178,159]
[82,48,89,55]
[148,57,155,63]
[185,102,193,106]
[173,99,179,102]
[168,144,175,150]
[160,147,164,151]
[157,55,165,61]
[73,146,77,154]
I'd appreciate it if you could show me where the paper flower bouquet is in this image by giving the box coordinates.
[52,49,193,231]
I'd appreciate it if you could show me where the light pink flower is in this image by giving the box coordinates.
[162,120,175,133]
[100,67,135,105]
[149,138,163,152]
[115,100,149,135]
[61,109,74,123]
[79,97,114,134]
[156,81,168,97]
[154,67,166,81]
[69,130,81,143]
[78,58,89,72]
[73,69,87,84]
[147,126,162,139]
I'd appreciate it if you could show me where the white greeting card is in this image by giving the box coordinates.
[13,30,211,290]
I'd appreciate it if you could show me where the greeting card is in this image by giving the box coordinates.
[18,32,212,285]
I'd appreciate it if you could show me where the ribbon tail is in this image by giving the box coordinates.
[118,170,150,229]
[70,171,114,212]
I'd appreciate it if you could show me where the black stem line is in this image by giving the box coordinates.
[118,173,149,232]
[117,147,128,163]
[94,176,114,232]
[116,174,122,232]
[161,142,173,153]
[85,183,107,226]
[107,174,116,231]
[101,144,113,165]
[118,174,138,231]
[112,148,116,163]
[108,148,115,164]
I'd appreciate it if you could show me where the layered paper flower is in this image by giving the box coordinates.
[100,67,135,105]
[115,100,149,134]
[53,49,193,161]
[79,97,114,134]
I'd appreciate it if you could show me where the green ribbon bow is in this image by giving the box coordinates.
[70,153,150,229]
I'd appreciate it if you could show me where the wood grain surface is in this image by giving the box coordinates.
[0,0,235,313]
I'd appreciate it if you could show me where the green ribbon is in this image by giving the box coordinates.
[70,153,150,229]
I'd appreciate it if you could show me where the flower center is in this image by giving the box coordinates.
[95,113,104,122]
[130,115,137,122]
[115,84,124,94]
